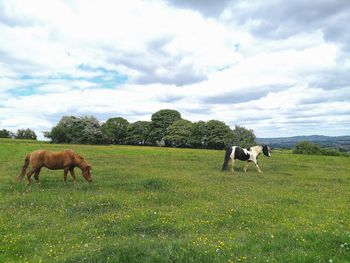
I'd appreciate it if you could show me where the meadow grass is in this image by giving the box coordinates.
[0,138,350,262]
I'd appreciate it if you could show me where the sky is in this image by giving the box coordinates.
[1,0,350,139]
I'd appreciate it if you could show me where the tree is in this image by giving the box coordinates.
[232,125,256,148]
[45,116,103,144]
[79,116,104,144]
[126,121,151,145]
[206,120,233,149]
[101,117,129,144]
[0,129,12,138]
[148,109,181,145]
[44,124,67,143]
[45,116,83,143]
[293,141,321,155]
[15,129,37,140]
[189,121,208,148]
[164,119,193,147]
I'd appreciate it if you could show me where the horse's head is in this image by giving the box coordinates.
[82,164,93,182]
[72,153,92,182]
[262,145,271,157]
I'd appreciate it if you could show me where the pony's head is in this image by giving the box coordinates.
[262,145,271,157]
[82,164,92,182]
[73,153,92,182]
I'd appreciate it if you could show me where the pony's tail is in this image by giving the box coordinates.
[17,154,30,182]
[221,146,232,171]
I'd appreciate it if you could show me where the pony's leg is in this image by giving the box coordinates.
[243,162,249,172]
[254,163,262,173]
[33,168,42,185]
[26,168,36,187]
[230,160,235,174]
[63,168,69,183]
[69,168,77,181]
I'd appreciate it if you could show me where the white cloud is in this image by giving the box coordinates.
[1,0,350,139]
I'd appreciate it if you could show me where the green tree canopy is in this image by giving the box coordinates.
[126,121,151,145]
[189,121,208,148]
[148,109,181,145]
[101,117,129,144]
[15,129,37,140]
[0,129,12,138]
[79,116,104,144]
[164,119,193,147]
[42,109,258,149]
[45,116,103,144]
[206,120,233,149]
[232,125,256,148]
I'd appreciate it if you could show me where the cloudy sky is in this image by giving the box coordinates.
[1,0,350,139]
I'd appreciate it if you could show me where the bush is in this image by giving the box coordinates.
[293,141,320,155]
[293,141,348,157]
[320,148,341,156]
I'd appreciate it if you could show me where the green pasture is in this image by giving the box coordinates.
[0,139,349,262]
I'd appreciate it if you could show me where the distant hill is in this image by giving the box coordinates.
[256,135,350,151]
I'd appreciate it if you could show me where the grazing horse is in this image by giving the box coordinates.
[221,145,271,174]
[17,149,92,186]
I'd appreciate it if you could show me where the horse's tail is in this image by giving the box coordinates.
[221,146,232,171]
[17,154,30,182]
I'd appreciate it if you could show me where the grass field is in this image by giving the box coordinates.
[0,138,350,262]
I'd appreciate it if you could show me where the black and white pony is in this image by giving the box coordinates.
[221,145,271,174]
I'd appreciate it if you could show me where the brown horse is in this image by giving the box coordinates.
[17,149,92,186]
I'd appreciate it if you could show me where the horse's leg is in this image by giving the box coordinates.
[64,167,69,183]
[243,162,249,172]
[34,168,42,185]
[26,168,36,187]
[69,168,77,182]
[230,159,235,174]
[254,162,262,173]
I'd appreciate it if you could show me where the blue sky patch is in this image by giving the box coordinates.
[7,66,128,97]
[77,64,128,89]
[10,85,37,97]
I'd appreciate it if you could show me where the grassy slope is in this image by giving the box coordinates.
[0,139,349,262]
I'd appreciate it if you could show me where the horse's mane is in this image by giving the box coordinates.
[71,152,90,169]
[74,153,85,161]
[65,150,85,162]
[76,153,84,159]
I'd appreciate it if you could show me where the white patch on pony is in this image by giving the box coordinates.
[230,146,236,159]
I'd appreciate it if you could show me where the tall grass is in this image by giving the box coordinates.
[0,139,349,262]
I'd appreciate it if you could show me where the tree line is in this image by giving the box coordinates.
[0,109,256,149]
[42,109,256,149]
[0,128,37,140]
